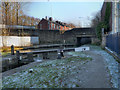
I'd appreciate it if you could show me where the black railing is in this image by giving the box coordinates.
[106,32,120,55]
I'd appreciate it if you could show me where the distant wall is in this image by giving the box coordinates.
[0,36,39,47]
[36,30,77,44]
[0,37,2,47]
[1,28,97,46]
[35,28,96,45]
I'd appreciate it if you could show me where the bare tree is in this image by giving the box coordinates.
[68,23,77,28]
[91,11,101,28]
[1,2,11,25]
[1,2,29,25]
[1,1,40,29]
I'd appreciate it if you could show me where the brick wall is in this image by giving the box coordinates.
[38,19,49,30]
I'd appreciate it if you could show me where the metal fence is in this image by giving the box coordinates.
[106,32,120,55]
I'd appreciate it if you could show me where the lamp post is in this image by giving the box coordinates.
[78,17,82,28]
[48,0,52,17]
[79,16,92,28]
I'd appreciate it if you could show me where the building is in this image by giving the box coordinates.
[101,1,120,57]
[101,1,120,34]
[38,17,71,30]
[111,1,120,34]
[101,2,112,32]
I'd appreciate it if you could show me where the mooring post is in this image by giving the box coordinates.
[60,49,64,57]
[11,45,14,55]
[59,44,64,57]
[27,53,33,62]
[42,53,48,59]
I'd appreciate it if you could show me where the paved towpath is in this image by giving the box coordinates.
[77,50,111,88]
[69,45,118,88]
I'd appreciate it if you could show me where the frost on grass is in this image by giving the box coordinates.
[2,54,92,88]
[67,51,92,61]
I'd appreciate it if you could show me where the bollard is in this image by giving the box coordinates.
[11,45,14,55]
[57,49,61,59]
[27,53,33,62]
[60,49,64,57]
[57,52,61,59]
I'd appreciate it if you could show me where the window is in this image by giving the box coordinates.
[48,22,49,29]
[50,23,52,30]
[40,24,42,29]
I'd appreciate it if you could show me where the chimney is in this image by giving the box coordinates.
[45,16,47,20]
[49,17,52,21]
[56,21,58,23]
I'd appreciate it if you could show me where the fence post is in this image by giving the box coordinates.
[11,45,14,55]
[118,32,120,55]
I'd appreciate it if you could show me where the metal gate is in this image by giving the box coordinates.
[106,32,120,55]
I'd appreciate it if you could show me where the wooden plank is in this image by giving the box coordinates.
[20,48,75,55]
[23,44,74,50]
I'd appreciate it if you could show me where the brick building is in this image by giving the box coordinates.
[38,17,71,30]
[101,1,120,57]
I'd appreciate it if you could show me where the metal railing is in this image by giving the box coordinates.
[106,32,120,55]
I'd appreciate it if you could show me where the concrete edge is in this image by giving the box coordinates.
[105,47,120,63]
[2,61,44,78]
